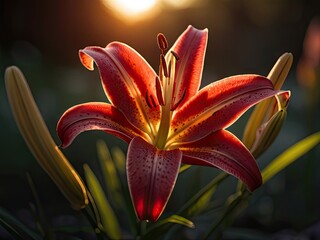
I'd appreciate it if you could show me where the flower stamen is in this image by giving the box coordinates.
[171,88,186,111]
[160,55,169,78]
[145,90,157,109]
[154,49,178,149]
[145,90,153,108]
[157,33,168,52]
[155,76,165,106]
[150,95,157,108]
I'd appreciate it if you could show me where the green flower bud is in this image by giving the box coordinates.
[5,66,88,210]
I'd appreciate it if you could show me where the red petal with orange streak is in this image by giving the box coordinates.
[127,136,182,222]
[169,75,281,145]
[79,43,160,135]
[180,130,262,192]
[57,102,144,148]
[167,25,208,110]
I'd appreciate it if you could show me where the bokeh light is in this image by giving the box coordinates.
[163,0,198,9]
[101,0,160,22]
[100,0,201,23]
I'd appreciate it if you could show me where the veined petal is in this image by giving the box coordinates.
[179,130,262,191]
[57,102,145,148]
[127,136,182,222]
[79,43,160,137]
[168,75,280,145]
[167,25,208,110]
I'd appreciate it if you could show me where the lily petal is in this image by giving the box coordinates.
[168,75,282,145]
[167,25,208,110]
[79,43,160,137]
[127,136,182,222]
[57,102,145,148]
[179,130,262,191]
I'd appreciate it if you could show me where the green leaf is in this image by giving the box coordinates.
[96,141,137,235]
[179,164,191,173]
[96,140,124,209]
[0,207,42,240]
[202,190,250,240]
[83,164,121,239]
[111,147,126,174]
[141,215,194,240]
[262,132,320,183]
[179,172,228,217]
[164,215,195,228]
[158,214,195,228]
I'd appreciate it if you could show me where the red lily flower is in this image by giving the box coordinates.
[57,26,285,222]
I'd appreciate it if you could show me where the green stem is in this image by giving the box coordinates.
[178,172,229,215]
[26,173,55,240]
[202,190,249,240]
[137,221,147,239]
[82,193,109,240]
[82,208,109,240]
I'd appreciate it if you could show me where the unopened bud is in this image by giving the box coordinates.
[5,66,88,210]
[251,109,287,158]
[268,52,293,90]
[243,53,292,153]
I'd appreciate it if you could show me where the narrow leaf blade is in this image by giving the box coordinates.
[179,172,228,217]
[97,140,124,210]
[83,164,121,239]
[0,207,42,240]
[262,132,320,183]
[111,147,126,174]
[141,214,194,240]
[164,215,195,228]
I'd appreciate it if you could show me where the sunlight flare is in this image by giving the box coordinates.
[101,0,159,22]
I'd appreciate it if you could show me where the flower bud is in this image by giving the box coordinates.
[268,53,293,90]
[243,53,293,156]
[5,66,88,210]
[251,108,287,158]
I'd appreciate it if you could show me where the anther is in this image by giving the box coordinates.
[160,55,169,78]
[171,51,180,61]
[157,33,168,52]
[145,90,153,108]
[155,76,165,106]
[150,95,157,108]
[167,60,172,84]
[171,88,186,111]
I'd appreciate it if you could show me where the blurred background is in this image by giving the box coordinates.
[1,0,320,239]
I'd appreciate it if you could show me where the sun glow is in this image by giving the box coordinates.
[102,0,159,22]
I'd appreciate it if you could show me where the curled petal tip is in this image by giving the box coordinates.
[79,50,94,70]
